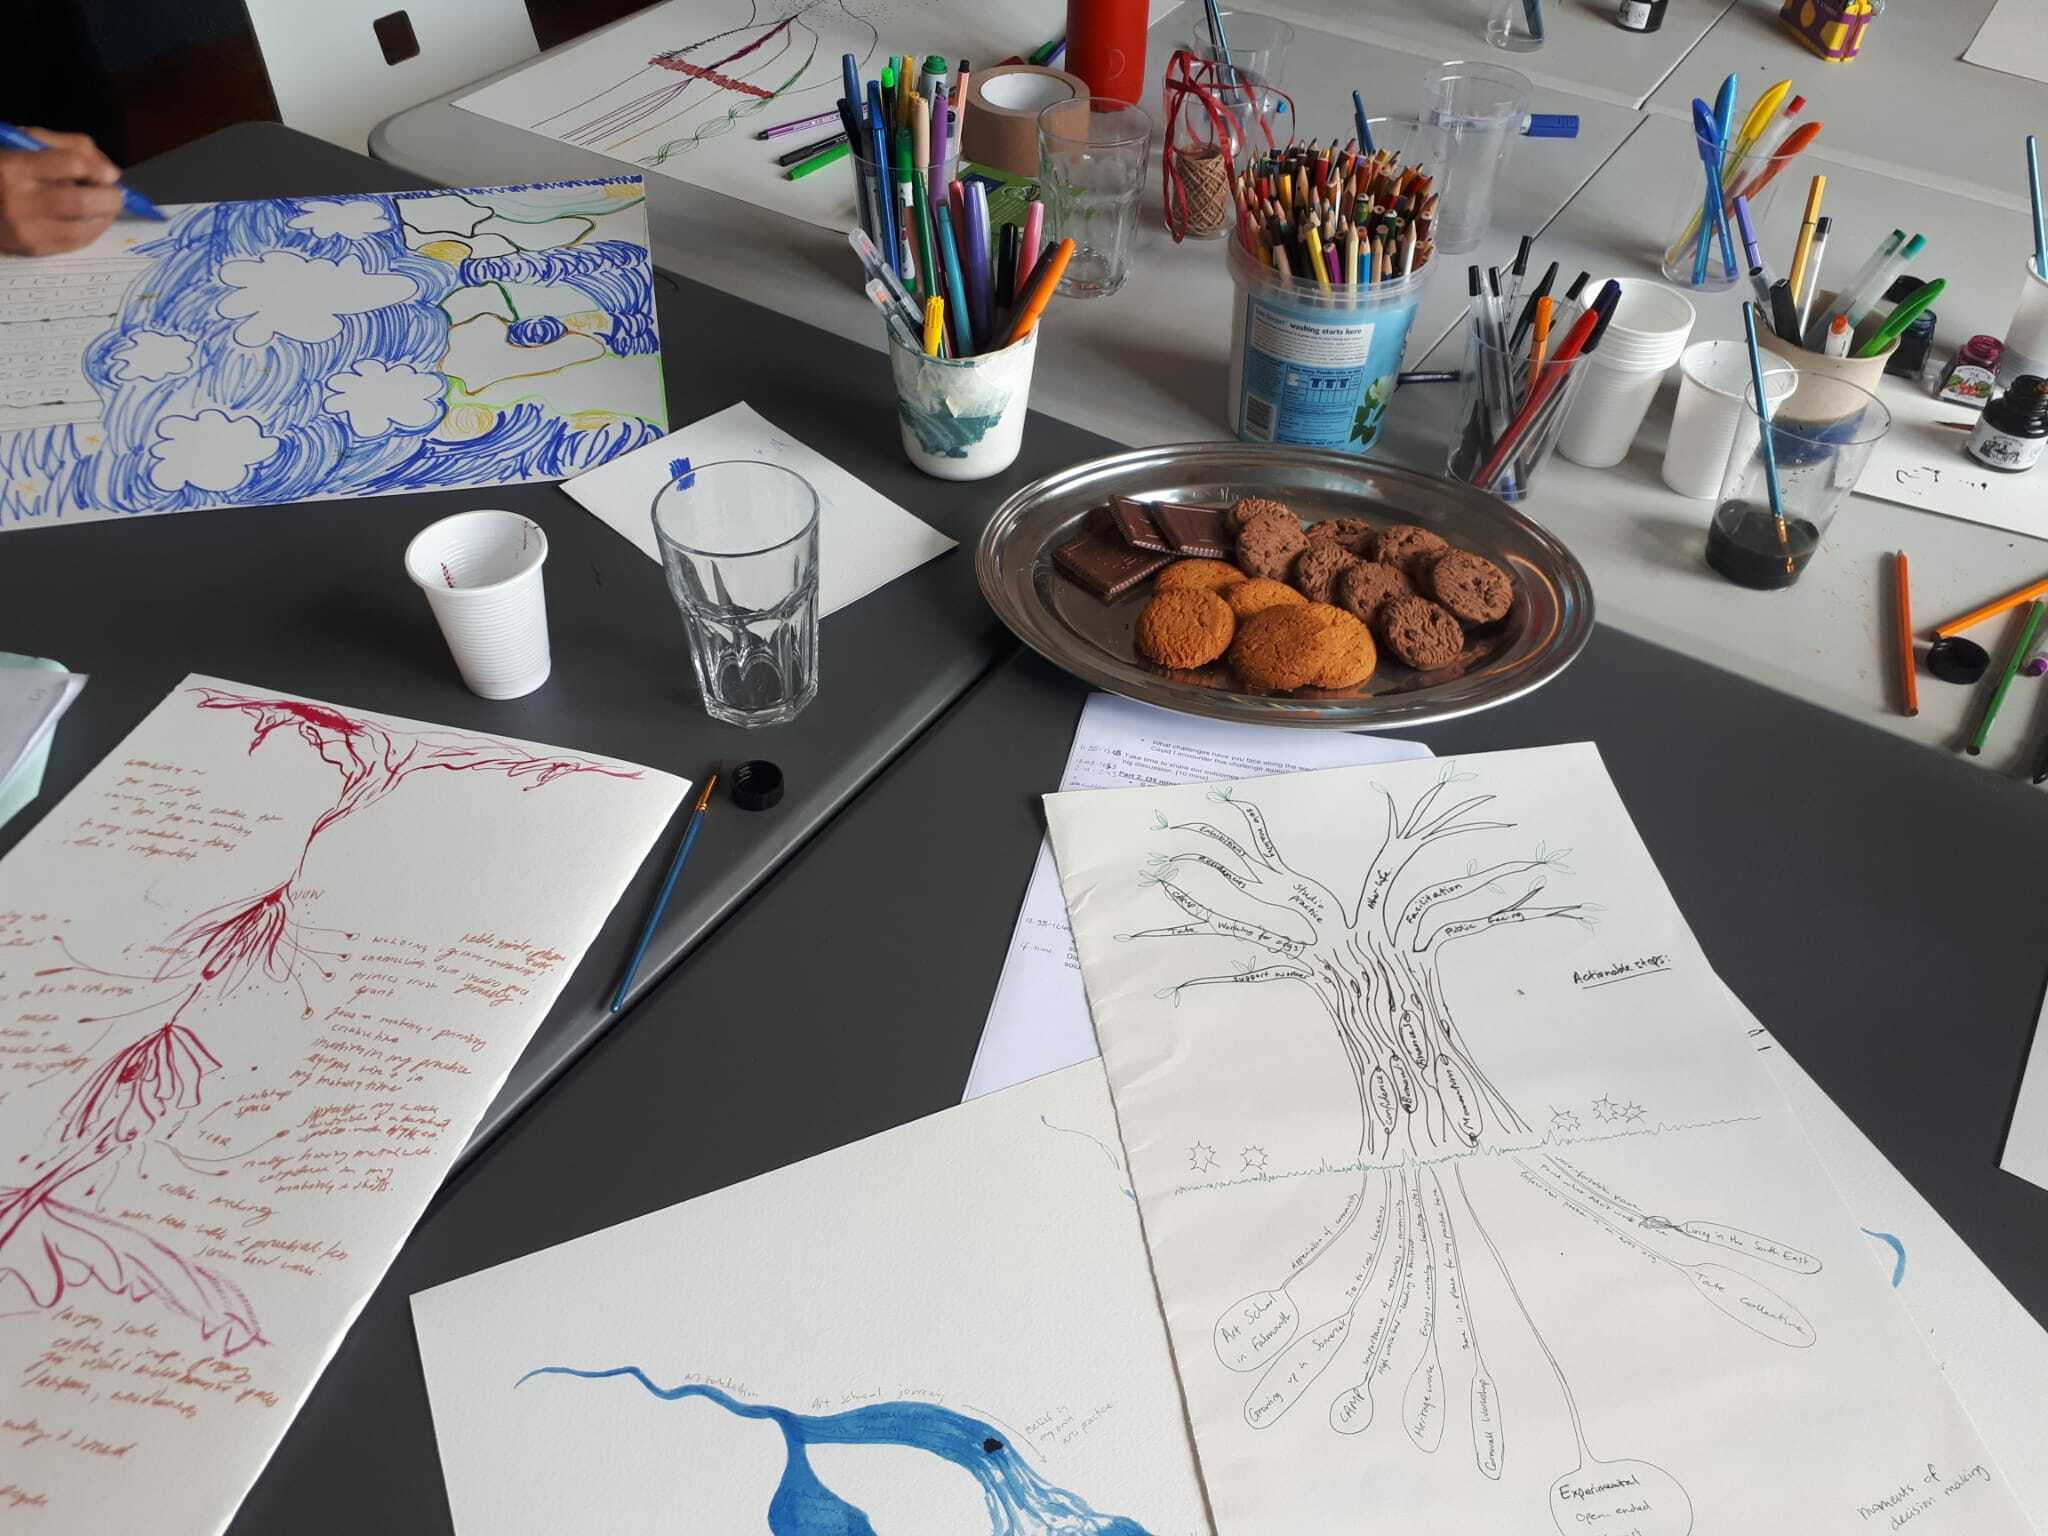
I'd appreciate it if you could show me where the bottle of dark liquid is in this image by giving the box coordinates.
[1705,502,1821,589]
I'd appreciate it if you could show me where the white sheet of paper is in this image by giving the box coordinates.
[1044,746,2035,1533]
[1743,997,2048,1526]
[454,0,1182,234]
[1,180,666,532]
[0,676,684,1531]
[411,1060,1212,1535]
[2002,991,2048,1193]
[1852,379,2045,540]
[562,400,954,616]
[966,693,1431,1101]
[0,668,85,787]
[1963,0,2048,86]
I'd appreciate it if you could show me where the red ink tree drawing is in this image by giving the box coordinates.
[1,689,637,1351]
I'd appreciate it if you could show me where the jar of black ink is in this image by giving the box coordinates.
[1969,375,2048,473]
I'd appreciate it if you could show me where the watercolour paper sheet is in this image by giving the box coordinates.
[967,693,1428,1102]
[562,401,954,616]
[0,179,665,531]
[0,676,684,1530]
[1852,379,2048,542]
[1044,745,2034,1534]
[453,0,1181,234]
[412,1060,1211,1536]
[1963,0,2048,87]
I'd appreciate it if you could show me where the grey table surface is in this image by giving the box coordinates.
[0,122,1117,1159]
[226,630,2048,1535]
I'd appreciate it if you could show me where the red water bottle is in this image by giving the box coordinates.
[1065,0,1150,105]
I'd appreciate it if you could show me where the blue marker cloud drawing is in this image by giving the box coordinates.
[0,177,666,530]
[517,1366,1156,1536]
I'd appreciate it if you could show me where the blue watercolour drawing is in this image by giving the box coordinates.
[1861,1228,1908,1288]
[0,177,667,530]
[516,1365,1155,1535]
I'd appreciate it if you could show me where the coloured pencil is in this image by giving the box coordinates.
[1934,574,2048,638]
[1965,601,2044,756]
[610,773,719,1012]
[1893,550,1918,717]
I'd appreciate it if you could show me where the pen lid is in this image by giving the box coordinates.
[730,760,785,811]
[1524,114,1580,138]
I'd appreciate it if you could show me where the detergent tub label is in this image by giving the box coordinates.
[1231,291,1419,453]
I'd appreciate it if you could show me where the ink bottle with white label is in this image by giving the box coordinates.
[1968,375,2048,473]
[1616,0,1667,31]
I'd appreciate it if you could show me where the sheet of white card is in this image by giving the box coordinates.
[1852,378,2048,540]
[1963,0,2048,86]
[561,401,954,616]
[454,0,1184,233]
[1740,995,2048,1526]
[0,675,683,1532]
[411,1061,1211,1536]
[2003,992,2048,1194]
[1044,746,2034,1534]
[966,692,1431,1101]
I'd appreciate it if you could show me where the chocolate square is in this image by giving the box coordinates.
[1152,502,1232,559]
[1109,496,1171,553]
[1053,523,1171,601]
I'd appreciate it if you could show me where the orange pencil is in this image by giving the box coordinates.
[1933,573,2048,638]
[1003,237,1074,345]
[1893,550,1918,717]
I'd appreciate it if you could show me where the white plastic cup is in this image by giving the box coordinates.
[1999,256,2048,389]
[1662,340,1797,497]
[1557,280,1695,467]
[889,327,1038,480]
[403,509,551,699]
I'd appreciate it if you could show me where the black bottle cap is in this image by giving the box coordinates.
[1926,636,1991,685]
[730,760,784,811]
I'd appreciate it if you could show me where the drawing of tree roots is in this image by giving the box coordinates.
[0,688,638,1353]
[1120,769,1826,1532]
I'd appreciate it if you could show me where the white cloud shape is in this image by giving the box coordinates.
[288,199,388,240]
[109,329,195,382]
[147,410,280,493]
[322,359,443,436]
[214,251,418,345]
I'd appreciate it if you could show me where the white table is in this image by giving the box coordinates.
[1398,113,2048,760]
[1643,0,2040,208]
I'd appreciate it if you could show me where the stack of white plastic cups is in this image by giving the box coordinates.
[1661,339,1799,497]
[403,509,552,699]
[1557,280,1696,468]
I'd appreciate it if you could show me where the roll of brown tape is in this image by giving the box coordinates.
[960,64,1088,178]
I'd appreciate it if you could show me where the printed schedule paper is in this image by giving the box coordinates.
[966,692,1431,1101]
[0,676,683,1531]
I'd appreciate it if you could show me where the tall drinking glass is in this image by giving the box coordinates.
[1420,61,1531,254]
[651,460,820,726]
[1037,99,1153,298]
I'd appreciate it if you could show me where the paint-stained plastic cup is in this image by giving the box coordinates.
[889,327,1039,480]
[404,509,551,699]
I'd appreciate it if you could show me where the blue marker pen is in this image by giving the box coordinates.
[0,122,166,222]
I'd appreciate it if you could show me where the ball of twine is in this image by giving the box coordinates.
[1175,144,1233,233]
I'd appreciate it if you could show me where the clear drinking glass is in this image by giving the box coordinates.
[1658,126,1794,292]
[1420,61,1531,254]
[1486,0,1546,51]
[1705,377,1891,589]
[1446,316,1594,501]
[1037,98,1153,298]
[650,460,820,726]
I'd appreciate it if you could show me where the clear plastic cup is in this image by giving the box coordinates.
[1659,126,1796,292]
[1421,61,1531,255]
[403,510,550,700]
[651,461,820,726]
[1706,376,1891,590]
[1486,0,1546,52]
[1184,9,1296,82]
[1446,315,1594,501]
[1662,340,1796,498]
[1037,99,1153,298]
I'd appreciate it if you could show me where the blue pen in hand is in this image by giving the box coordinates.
[0,122,165,222]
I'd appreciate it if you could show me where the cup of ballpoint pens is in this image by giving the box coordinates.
[1447,269,1616,501]
[1659,112,1807,293]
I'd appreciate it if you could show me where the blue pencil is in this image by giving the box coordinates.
[609,772,719,1013]
[0,121,165,222]
[864,81,899,286]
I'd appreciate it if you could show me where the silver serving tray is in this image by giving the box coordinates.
[976,443,1595,729]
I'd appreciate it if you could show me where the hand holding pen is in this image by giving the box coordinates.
[0,122,163,257]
